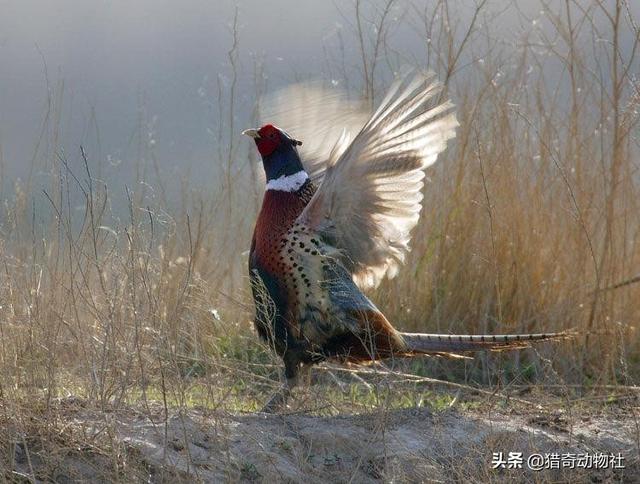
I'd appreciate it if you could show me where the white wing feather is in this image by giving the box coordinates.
[298,72,458,289]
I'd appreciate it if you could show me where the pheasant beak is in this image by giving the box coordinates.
[242,128,261,140]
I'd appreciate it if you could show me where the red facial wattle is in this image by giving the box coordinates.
[256,124,281,156]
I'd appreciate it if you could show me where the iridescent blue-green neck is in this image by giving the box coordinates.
[262,142,305,182]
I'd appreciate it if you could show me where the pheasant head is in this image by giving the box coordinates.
[243,124,305,187]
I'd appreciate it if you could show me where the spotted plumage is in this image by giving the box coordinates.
[244,72,572,411]
[250,175,405,370]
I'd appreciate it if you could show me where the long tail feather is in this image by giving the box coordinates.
[401,330,574,354]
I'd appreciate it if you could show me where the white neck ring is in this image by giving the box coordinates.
[266,170,309,192]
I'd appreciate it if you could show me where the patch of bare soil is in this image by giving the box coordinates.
[7,401,639,483]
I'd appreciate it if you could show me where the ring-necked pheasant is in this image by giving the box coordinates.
[244,72,570,412]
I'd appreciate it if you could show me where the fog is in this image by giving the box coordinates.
[1,0,638,196]
[0,1,342,185]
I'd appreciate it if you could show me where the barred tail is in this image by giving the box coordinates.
[400,331,574,354]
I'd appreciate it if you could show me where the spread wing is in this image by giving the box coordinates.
[298,72,458,289]
[259,81,370,183]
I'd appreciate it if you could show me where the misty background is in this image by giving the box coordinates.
[1,0,638,202]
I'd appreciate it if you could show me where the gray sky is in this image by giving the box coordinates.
[1,0,638,195]
[0,1,342,183]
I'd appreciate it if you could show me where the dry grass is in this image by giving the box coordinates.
[1,0,639,481]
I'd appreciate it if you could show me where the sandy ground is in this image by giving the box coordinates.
[7,398,639,483]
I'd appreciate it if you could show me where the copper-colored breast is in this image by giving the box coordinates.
[252,186,313,274]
